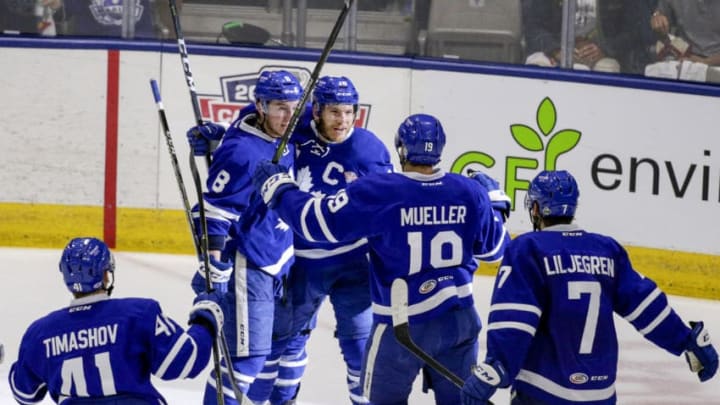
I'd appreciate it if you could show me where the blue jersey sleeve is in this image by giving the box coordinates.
[485,237,545,380]
[147,300,215,380]
[611,241,691,356]
[9,330,48,404]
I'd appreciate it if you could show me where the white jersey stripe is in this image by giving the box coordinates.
[155,333,197,379]
[300,198,317,242]
[372,283,473,317]
[490,303,542,317]
[203,201,240,222]
[255,370,279,379]
[516,369,615,402]
[279,357,308,368]
[10,370,47,401]
[487,321,537,336]
[275,377,303,386]
[639,305,672,335]
[295,238,368,259]
[475,225,507,261]
[259,245,295,275]
[313,196,339,243]
[624,288,661,322]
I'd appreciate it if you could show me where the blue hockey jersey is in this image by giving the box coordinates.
[199,113,296,278]
[274,170,509,324]
[9,294,213,404]
[292,120,393,266]
[486,223,692,404]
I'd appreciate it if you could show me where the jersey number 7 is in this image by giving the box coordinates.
[568,281,601,354]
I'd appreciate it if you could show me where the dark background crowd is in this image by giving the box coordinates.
[2,0,718,82]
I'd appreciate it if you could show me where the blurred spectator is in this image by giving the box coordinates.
[522,0,620,72]
[645,0,720,82]
[51,0,179,39]
[600,0,657,74]
[1,0,58,35]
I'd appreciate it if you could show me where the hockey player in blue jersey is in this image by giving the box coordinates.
[188,69,302,404]
[251,113,511,404]
[247,76,393,405]
[460,170,720,405]
[188,76,392,404]
[8,237,224,405]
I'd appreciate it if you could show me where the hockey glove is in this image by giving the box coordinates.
[191,256,233,294]
[461,358,509,405]
[186,122,226,156]
[189,291,225,336]
[252,160,298,207]
[684,321,719,382]
[469,171,512,221]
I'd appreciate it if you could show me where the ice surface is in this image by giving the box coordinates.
[1,248,718,404]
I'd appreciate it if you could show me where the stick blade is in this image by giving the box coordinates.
[391,278,410,327]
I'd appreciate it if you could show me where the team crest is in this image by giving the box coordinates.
[419,279,437,294]
[90,0,144,26]
[197,65,372,127]
[569,372,588,384]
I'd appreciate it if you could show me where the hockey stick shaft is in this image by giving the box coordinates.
[271,0,355,164]
[390,279,494,404]
[149,79,224,404]
[167,0,211,167]
[149,79,199,245]
[164,4,249,399]
[150,80,245,404]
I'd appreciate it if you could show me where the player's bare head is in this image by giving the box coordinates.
[525,170,579,231]
[312,76,358,142]
[395,113,446,169]
[253,70,302,137]
[59,237,115,297]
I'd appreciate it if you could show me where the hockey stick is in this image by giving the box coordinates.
[165,2,253,401]
[271,0,355,164]
[150,80,246,405]
[149,79,198,245]
[390,278,494,404]
[167,0,211,168]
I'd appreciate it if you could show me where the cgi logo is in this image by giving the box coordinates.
[450,97,581,210]
[197,65,372,128]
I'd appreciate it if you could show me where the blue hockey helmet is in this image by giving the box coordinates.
[394,113,446,166]
[312,76,359,107]
[254,70,303,102]
[59,237,115,294]
[525,170,579,219]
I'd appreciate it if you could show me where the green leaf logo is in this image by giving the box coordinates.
[509,97,581,169]
[545,129,581,170]
[449,96,583,213]
[537,97,557,136]
[510,124,543,151]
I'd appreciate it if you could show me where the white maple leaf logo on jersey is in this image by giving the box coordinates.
[296,166,314,192]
